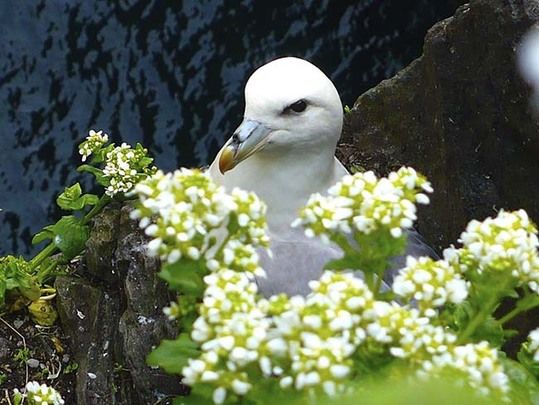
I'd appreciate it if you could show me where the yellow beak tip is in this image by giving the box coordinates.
[218,148,235,174]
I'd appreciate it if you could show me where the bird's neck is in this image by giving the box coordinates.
[225,144,339,233]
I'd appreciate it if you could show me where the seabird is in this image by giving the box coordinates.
[209,57,436,296]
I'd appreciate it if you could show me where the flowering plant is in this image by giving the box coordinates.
[12,381,64,405]
[0,130,155,324]
[137,167,539,404]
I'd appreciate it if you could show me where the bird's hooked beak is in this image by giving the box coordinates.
[219,119,273,174]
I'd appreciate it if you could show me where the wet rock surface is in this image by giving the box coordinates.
[0,1,460,258]
[339,0,539,252]
[55,204,183,404]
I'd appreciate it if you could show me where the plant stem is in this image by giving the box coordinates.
[457,276,512,344]
[373,273,383,298]
[498,301,539,325]
[364,273,375,293]
[498,307,523,326]
[29,194,111,272]
[457,295,497,344]
[332,233,356,256]
[28,242,57,272]
[36,259,58,284]
[82,194,112,225]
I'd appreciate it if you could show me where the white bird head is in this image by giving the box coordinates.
[219,57,343,173]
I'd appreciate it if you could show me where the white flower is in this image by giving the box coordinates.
[102,142,153,196]
[181,269,266,401]
[526,327,539,362]
[19,381,65,405]
[213,387,227,404]
[132,170,269,267]
[420,341,509,396]
[363,301,456,361]
[78,129,108,162]
[295,167,432,241]
[458,210,539,289]
[262,271,372,395]
[393,256,469,313]
[162,301,180,320]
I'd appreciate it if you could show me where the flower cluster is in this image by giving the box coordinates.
[420,341,509,396]
[183,270,268,403]
[266,271,374,395]
[131,169,268,267]
[13,381,64,405]
[137,166,533,403]
[102,143,154,196]
[207,240,265,278]
[183,271,375,401]
[183,268,475,403]
[393,256,469,315]
[229,189,269,247]
[454,210,539,290]
[362,301,456,361]
[294,167,432,242]
[78,129,108,162]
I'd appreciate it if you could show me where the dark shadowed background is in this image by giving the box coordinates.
[0,0,461,256]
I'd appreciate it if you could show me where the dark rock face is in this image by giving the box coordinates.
[55,276,120,404]
[115,206,184,402]
[55,204,183,404]
[339,0,539,252]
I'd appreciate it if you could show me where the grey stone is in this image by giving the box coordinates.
[26,358,40,368]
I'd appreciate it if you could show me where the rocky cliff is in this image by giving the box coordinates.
[338,0,539,252]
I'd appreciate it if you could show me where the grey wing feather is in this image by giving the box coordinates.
[385,228,440,284]
[255,228,438,297]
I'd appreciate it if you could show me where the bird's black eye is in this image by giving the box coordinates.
[285,99,307,114]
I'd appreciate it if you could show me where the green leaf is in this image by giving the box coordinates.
[147,333,200,374]
[179,310,198,334]
[139,157,154,167]
[88,143,115,164]
[173,385,213,405]
[57,183,99,211]
[470,315,505,346]
[325,230,407,277]
[173,393,209,405]
[50,216,90,260]
[159,260,205,296]
[77,165,108,186]
[31,226,54,245]
[502,357,539,403]
[14,277,40,301]
[517,345,539,380]
[0,256,41,307]
[325,255,365,272]
[58,183,82,203]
